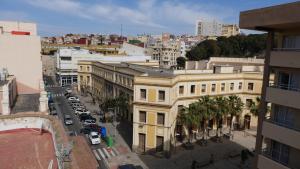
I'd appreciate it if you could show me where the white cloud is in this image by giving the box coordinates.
[24,0,236,34]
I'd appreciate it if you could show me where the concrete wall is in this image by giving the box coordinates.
[0,26,43,94]
[0,116,62,169]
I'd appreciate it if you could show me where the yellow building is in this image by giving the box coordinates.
[240,2,300,169]
[78,57,272,154]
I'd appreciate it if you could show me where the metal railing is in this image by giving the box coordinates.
[273,48,300,52]
[261,148,291,168]
[264,117,300,133]
[269,83,300,92]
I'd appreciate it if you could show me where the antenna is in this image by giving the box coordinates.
[121,24,123,37]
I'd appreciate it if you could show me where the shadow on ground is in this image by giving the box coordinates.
[138,138,254,169]
[116,120,133,149]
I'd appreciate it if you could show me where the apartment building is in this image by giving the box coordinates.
[240,2,300,169]
[78,58,268,153]
[148,41,180,68]
[195,20,240,37]
[0,21,47,114]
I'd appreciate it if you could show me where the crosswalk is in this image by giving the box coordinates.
[93,147,120,163]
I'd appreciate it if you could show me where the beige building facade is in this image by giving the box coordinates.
[240,2,300,169]
[0,21,48,113]
[78,58,269,154]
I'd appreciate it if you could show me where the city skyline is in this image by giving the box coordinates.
[0,0,296,36]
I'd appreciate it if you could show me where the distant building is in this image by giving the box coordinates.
[119,42,146,56]
[195,20,240,37]
[56,48,158,87]
[240,2,300,169]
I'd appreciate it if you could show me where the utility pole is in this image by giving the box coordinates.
[120,24,123,37]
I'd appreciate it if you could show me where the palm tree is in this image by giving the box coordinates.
[178,103,200,143]
[249,97,261,117]
[227,95,244,134]
[197,95,216,140]
[214,96,229,137]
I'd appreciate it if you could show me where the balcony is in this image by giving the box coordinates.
[266,84,300,110]
[258,151,291,169]
[270,49,300,68]
[262,119,300,149]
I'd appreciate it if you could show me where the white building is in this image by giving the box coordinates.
[56,48,157,86]
[119,42,146,56]
[195,20,240,37]
[195,19,222,37]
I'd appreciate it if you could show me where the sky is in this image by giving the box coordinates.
[0,0,297,36]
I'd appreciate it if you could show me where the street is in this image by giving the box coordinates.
[44,76,112,169]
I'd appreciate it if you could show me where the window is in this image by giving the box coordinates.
[157,113,165,125]
[80,75,83,82]
[248,83,254,91]
[230,83,234,91]
[158,90,165,101]
[179,86,184,95]
[87,66,90,72]
[140,89,146,100]
[201,84,206,93]
[139,111,146,123]
[239,82,243,90]
[87,76,90,84]
[246,99,252,108]
[221,83,225,92]
[211,84,216,92]
[190,85,195,94]
[80,66,83,71]
[271,140,290,165]
[60,56,71,61]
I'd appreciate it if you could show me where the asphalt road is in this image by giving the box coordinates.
[44,76,108,169]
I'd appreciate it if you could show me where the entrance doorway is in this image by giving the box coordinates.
[138,133,146,152]
[244,115,251,129]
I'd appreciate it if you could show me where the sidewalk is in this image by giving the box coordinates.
[75,92,149,169]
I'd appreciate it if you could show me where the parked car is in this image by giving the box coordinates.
[89,132,101,145]
[83,119,96,126]
[64,115,73,125]
[65,88,72,93]
[75,107,90,115]
[68,96,80,101]
[80,125,100,134]
[79,114,96,122]
[72,103,85,110]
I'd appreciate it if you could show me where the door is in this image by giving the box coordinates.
[244,115,251,129]
[138,133,146,152]
[278,72,290,89]
[156,136,164,152]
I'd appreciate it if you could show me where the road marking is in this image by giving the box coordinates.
[110,148,116,157]
[111,147,119,155]
[93,150,101,161]
[102,148,111,158]
[97,149,106,159]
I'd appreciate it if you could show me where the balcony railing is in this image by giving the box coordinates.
[273,48,300,51]
[269,83,300,92]
[264,117,300,133]
[261,148,291,168]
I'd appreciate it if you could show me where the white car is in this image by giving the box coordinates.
[83,119,96,126]
[89,132,101,145]
[65,88,72,93]
[68,96,80,101]
[64,115,73,125]
[75,108,90,115]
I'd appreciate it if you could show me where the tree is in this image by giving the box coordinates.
[187,34,267,61]
[227,95,244,134]
[197,96,216,140]
[176,57,186,69]
[249,97,261,117]
[214,96,229,137]
[178,103,200,143]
